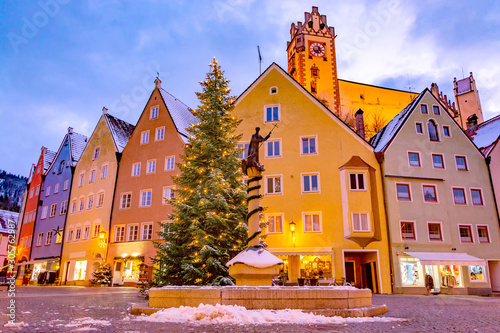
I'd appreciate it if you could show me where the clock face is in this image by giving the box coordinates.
[309,42,326,57]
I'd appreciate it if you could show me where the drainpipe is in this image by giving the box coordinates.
[375,152,394,294]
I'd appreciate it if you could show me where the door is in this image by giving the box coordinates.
[345,261,355,286]
[64,262,70,285]
[364,263,374,292]
[113,261,123,286]
[489,261,500,292]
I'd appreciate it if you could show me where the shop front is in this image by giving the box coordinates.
[398,252,489,295]
[25,258,60,285]
[112,256,144,286]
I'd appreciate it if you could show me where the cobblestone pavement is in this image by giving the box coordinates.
[1,287,500,332]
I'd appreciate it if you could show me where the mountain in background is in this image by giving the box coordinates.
[0,169,27,212]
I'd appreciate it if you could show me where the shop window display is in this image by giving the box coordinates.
[299,255,332,279]
[123,259,141,282]
[438,265,462,287]
[400,259,424,286]
[469,265,485,282]
[74,260,87,281]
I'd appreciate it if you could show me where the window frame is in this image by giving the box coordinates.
[427,221,444,242]
[36,232,43,247]
[70,199,77,214]
[83,224,90,240]
[67,229,74,242]
[60,200,68,215]
[92,222,101,238]
[114,225,125,242]
[407,151,421,167]
[432,105,441,116]
[162,186,175,205]
[455,155,468,171]
[155,126,165,141]
[458,224,474,244]
[349,172,367,191]
[352,212,371,232]
[265,138,282,158]
[301,172,320,194]
[470,188,484,206]
[396,183,412,202]
[140,130,150,145]
[420,104,428,114]
[427,119,440,142]
[120,192,132,209]
[127,224,139,242]
[41,206,48,219]
[265,175,283,195]
[54,183,60,194]
[415,122,424,135]
[96,191,105,208]
[75,227,82,241]
[150,105,159,119]
[89,168,97,183]
[237,142,250,160]
[303,212,322,233]
[49,203,57,217]
[422,184,439,203]
[400,221,417,241]
[101,163,109,179]
[92,146,101,160]
[45,231,52,246]
[452,187,467,206]
[263,104,281,123]
[78,172,85,187]
[164,156,175,171]
[139,189,152,207]
[269,86,278,95]
[443,125,451,138]
[45,185,51,197]
[300,135,318,156]
[132,162,141,177]
[141,222,153,241]
[146,159,156,174]
[266,213,284,234]
[63,179,69,191]
[87,194,94,210]
[78,196,85,212]
[431,153,445,169]
[476,225,491,244]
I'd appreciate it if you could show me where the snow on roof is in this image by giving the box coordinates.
[467,114,500,156]
[159,88,197,141]
[370,89,425,152]
[43,149,57,172]
[0,209,19,233]
[68,131,88,166]
[105,113,135,153]
[226,246,283,268]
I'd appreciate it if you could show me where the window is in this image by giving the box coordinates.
[115,226,125,242]
[87,195,94,209]
[127,225,139,241]
[58,160,65,173]
[89,169,96,183]
[142,223,153,240]
[29,188,34,199]
[101,164,108,179]
[459,225,473,243]
[270,86,278,94]
[301,136,317,155]
[49,203,57,217]
[453,188,467,205]
[401,221,416,240]
[97,192,104,207]
[132,162,141,176]
[415,122,423,134]
[264,105,280,122]
[349,173,365,190]
[147,160,156,174]
[93,223,101,238]
[36,185,40,196]
[408,152,421,167]
[302,173,319,193]
[46,186,51,197]
[54,183,60,194]
[150,106,159,119]
[352,213,370,232]
[56,230,63,243]
[83,226,90,240]
[433,105,440,115]
[469,265,485,282]
[41,206,48,219]
[140,190,152,207]
[428,222,443,241]
[428,120,439,141]
[70,200,77,214]
[74,260,87,281]
[155,127,165,141]
[237,143,249,159]
[396,183,411,201]
[36,233,43,246]
[455,156,468,171]
[304,213,321,232]
[265,139,281,158]
[60,200,68,215]
[443,126,451,137]
[120,193,132,209]
[471,189,484,206]
[93,147,100,160]
[423,185,438,203]
[45,231,52,245]
[67,229,74,242]
[420,104,428,114]
[63,179,69,190]
[477,226,490,244]
[267,214,283,233]
[165,156,175,171]
[79,173,85,186]
[266,176,282,195]
[79,197,85,212]
[432,154,444,169]
[163,187,174,204]
[141,130,150,144]
[75,228,81,240]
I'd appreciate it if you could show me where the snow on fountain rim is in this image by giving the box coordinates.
[226,246,283,268]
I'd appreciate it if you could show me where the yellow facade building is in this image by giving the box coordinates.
[233,63,391,293]
[60,109,134,286]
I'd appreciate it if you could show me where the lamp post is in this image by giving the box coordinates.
[289,221,296,244]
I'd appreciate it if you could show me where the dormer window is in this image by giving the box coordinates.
[428,120,439,141]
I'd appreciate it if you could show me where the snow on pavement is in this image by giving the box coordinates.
[139,303,404,325]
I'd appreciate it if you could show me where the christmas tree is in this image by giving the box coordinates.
[154,59,248,286]
[90,261,112,285]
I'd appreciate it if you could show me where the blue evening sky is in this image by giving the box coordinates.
[1,0,500,176]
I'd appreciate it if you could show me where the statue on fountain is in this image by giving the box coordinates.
[242,127,271,175]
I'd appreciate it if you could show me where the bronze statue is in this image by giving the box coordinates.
[242,127,273,175]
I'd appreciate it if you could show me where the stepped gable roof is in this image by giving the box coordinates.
[466,114,500,157]
[68,131,88,166]
[370,89,426,153]
[43,149,57,171]
[105,113,135,153]
[159,88,197,141]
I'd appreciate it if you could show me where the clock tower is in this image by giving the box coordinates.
[287,6,340,114]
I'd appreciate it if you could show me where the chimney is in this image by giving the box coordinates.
[467,114,478,131]
[154,77,162,89]
[102,107,108,115]
[68,127,73,134]
[355,109,365,139]
[430,83,439,98]
[41,146,47,153]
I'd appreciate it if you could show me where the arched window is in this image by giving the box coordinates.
[428,120,439,141]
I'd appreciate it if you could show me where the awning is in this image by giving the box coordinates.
[268,247,334,256]
[404,252,486,266]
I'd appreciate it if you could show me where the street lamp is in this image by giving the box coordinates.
[289,221,296,244]
[99,230,107,249]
